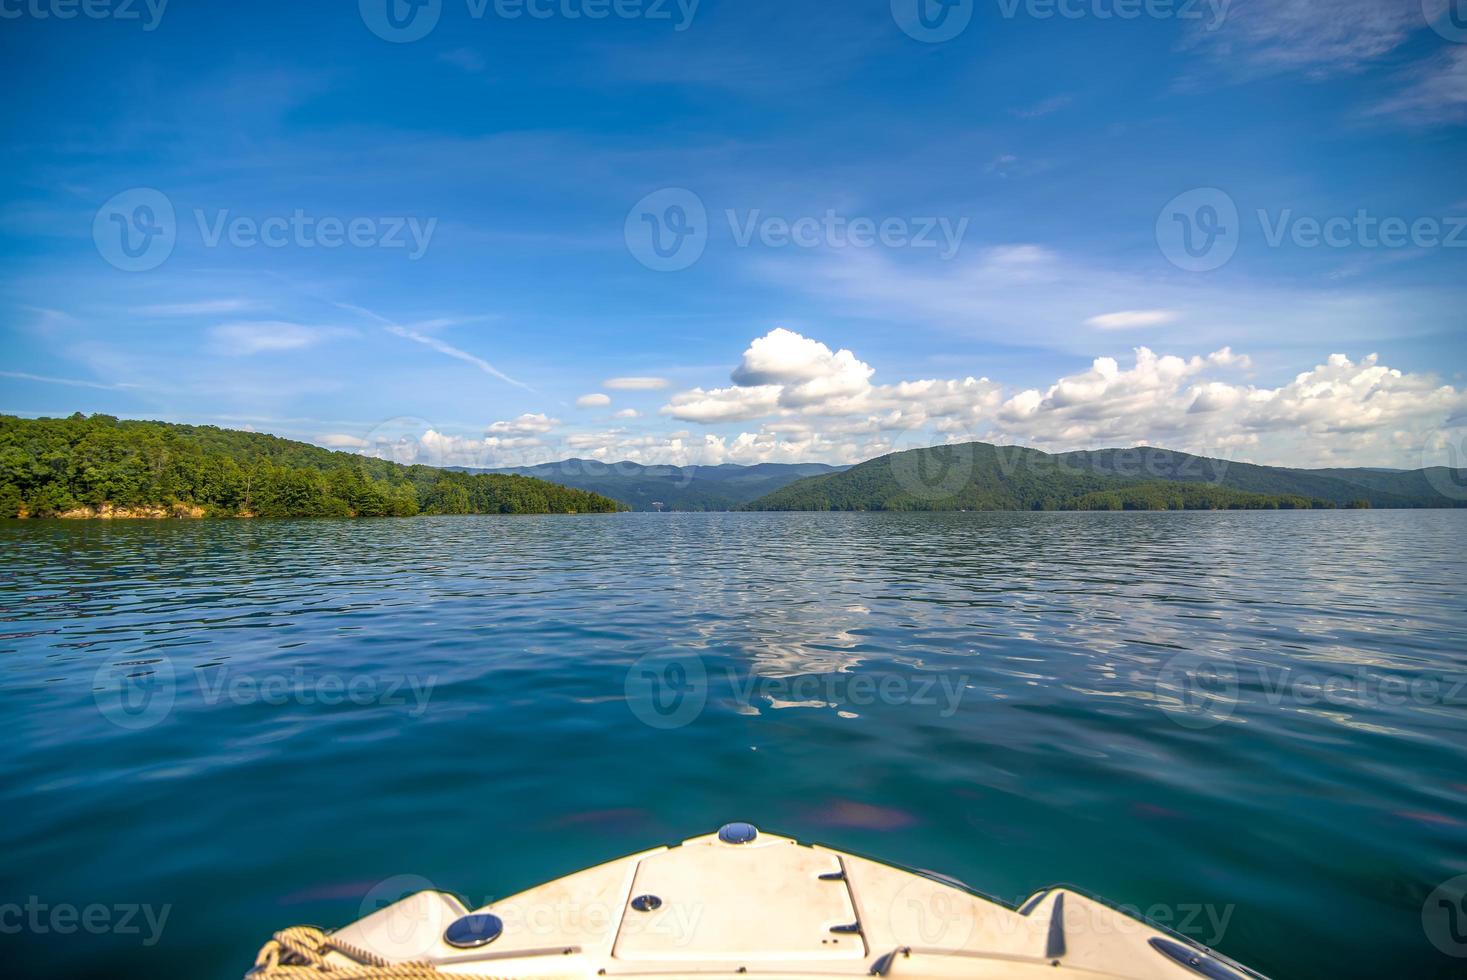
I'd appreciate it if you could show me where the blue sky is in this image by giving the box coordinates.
[2,0,1465,468]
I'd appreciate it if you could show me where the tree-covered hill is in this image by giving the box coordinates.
[744,442,1467,512]
[0,414,623,519]
[467,459,846,511]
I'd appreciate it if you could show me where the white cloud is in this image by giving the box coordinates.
[576,393,612,408]
[613,408,641,419]
[384,324,532,392]
[0,370,141,391]
[487,412,560,436]
[137,299,252,316]
[755,242,1456,357]
[1188,0,1424,79]
[209,322,351,356]
[654,329,1464,468]
[342,331,1466,472]
[1086,310,1177,330]
[1367,48,1467,128]
[319,433,369,449]
[604,376,671,390]
[1012,94,1072,119]
[663,384,782,423]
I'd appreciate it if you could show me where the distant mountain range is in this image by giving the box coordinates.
[461,460,847,511]
[744,443,1467,512]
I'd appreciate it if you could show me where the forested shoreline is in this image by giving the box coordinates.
[0,414,623,519]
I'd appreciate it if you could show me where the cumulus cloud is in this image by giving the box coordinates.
[604,376,670,390]
[655,329,1465,468]
[576,393,612,408]
[487,413,560,436]
[338,330,1467,471]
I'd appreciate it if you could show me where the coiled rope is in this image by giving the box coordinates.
[246,926,518,980]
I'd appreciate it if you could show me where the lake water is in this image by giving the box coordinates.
[2,512,1465,979]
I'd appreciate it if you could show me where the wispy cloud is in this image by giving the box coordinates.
[209,321,354,356]
[1366,48,1467,128]
[439,48,487,74]
[338,303,533,392]
[0,371,142,391]
[1011,95,1072,119]
[136,299,254,316]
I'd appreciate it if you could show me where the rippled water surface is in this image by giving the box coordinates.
[3,512,1466,978]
